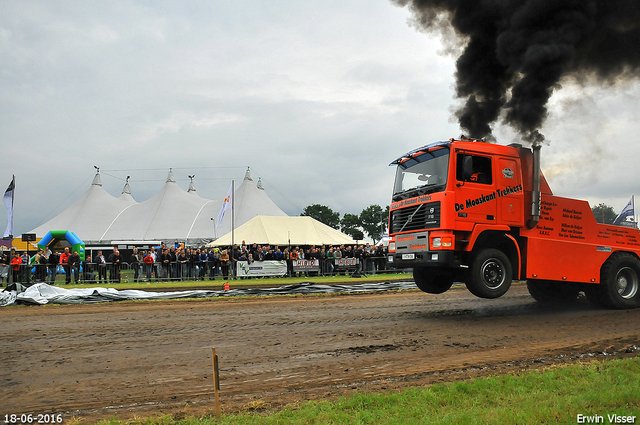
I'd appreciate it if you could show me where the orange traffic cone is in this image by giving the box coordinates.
[224,282,230,291]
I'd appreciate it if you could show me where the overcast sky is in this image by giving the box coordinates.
[1,0,639,236]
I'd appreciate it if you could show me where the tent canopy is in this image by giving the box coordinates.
[29,168,287,246]
[206,216,356,247]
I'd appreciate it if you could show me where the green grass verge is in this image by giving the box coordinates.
[87,357,640,425]
[48,272,414,290]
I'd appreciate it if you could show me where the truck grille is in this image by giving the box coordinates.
[390,201,440,233]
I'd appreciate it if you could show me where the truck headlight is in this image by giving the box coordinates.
[431,237,452,249]
[389,242,396,252]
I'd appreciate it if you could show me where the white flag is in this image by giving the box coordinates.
[3,175,14,239]
[216,183,232,228]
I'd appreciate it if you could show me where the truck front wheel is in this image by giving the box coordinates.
[596,253,640,309]
[413,267,454,294]
[466,249,512,299]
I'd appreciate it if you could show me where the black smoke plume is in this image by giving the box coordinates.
[392,0,640,144]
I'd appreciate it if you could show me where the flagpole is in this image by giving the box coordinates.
[231,180,235,280]
[6,175,14,286]
[632,195,636,228]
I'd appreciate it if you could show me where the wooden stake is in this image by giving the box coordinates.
[211,347,220,418]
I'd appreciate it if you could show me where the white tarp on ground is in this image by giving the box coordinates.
[28,168,287,246]
[207,215,357,247]
[0,281,417,307]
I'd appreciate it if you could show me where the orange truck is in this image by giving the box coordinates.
[387,138,640,309]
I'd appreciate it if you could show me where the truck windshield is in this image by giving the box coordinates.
[392,147,449,201]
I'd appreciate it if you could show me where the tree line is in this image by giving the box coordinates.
[300,204,389,244]
[592,203,618,225]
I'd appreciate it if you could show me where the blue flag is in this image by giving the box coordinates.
[613,196,634,226]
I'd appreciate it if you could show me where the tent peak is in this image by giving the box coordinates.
[257,177,264,190]
[166,169,176,183]
[188,174,197,193]
[244,167,253,181]
[91,169,102,187]
[121,176,132,195]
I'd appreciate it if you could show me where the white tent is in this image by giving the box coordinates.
[29,173,137,242]
[206,215,356,247]
[186,169,288,245]
[29,168,288,246]
[99,170,215,243]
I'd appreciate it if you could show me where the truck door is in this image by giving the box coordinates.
[497,158,524,226]
[455,153,497,225]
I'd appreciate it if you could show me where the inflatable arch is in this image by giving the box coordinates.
[38,230,86,260]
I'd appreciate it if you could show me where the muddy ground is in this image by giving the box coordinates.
[1,282,639,423]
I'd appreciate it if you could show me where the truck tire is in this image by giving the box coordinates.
[526,279,580,304]
[413,267,454,294]
[596,252,640,309]
[466,248,512,299]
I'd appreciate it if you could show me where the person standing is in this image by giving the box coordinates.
[220,249,230,279]
[19,251,30,283]
[149,247,157,280]
[198,249,208,280]
[326,247,335,275]
[33,249,43,281]
[169,247,178,281]
[93,251,107,283]
[108,249,122,283]
[38,249,48,281]
[161,248,171,281]
[176,249,187,280]
[333,245,343,275]
[82,254,93,283]
[143,251,155,281]
[68,250,81,284]
[186,249,196,280]
[0,250,8,283]
[48,250,60,284]
[59,247,71,284]
[130,248,141,283]
[10,249,22,283]
[207,248,218,280]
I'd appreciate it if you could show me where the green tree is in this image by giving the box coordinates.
[592,203,617,224]
[301,204,340,229]
[359,204,389,244]
[340,213,362,238]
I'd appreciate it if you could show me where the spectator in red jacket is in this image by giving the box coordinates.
[59,247,71,284]
[10,249,22,283]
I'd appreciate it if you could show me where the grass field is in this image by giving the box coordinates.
[83,356,640,425]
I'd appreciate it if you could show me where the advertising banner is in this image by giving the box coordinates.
[293,259,319,272]
[335,258,359,269]
[236,260,287,277]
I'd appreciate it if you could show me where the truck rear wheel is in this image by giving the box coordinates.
[526,279,580,304]
[596,253,640,309]
[413,267,454,294]
[466,248,512,299]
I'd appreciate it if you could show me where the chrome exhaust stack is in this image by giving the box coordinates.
[527,144,541,229]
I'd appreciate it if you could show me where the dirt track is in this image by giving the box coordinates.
[2,283,640,422]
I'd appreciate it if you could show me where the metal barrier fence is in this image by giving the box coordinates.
[1,256,398,285]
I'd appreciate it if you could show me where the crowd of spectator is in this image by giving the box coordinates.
[0,241,389,285]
